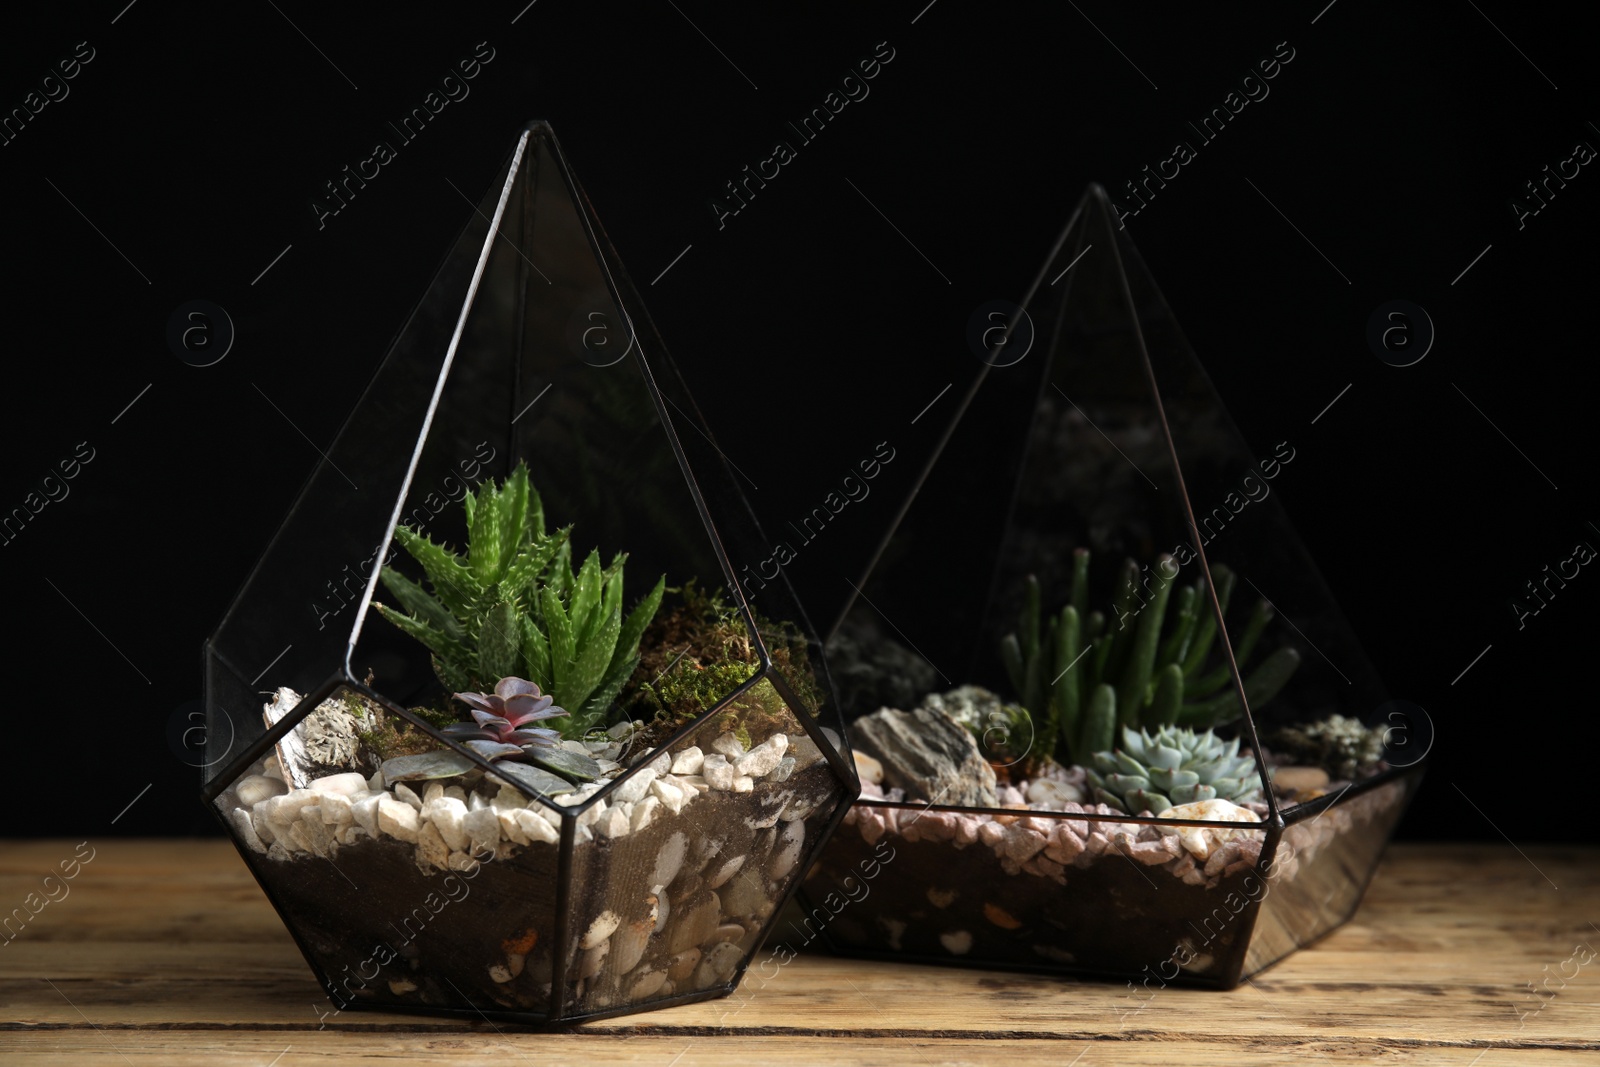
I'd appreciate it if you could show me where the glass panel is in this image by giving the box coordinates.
[808,184,1420,984]
[560,670,848,1016]
[201,121,852,1023]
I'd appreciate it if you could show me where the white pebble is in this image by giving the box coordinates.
[310,773,369,798]
[670,747,704,775]
[378,798,420,842]
[612,768,656,804]
[582,910,622,949]
[940,930,973,955]
[736,734,788,778]
[235,775,285,808]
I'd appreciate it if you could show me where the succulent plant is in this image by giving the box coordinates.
[434,676,602,783]
[999,547,1301,769]
[1086,724,1264,814]
[442,677,567,758]
[1266,713,1386,780]
[374,461,665,739]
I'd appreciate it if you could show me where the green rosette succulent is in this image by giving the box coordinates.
[1086,724,1264,815]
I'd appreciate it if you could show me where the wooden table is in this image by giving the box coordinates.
[1,840,1595,1064]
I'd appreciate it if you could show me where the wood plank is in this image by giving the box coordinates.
[0,1031,1593,1066]
[0,840,1595,1064]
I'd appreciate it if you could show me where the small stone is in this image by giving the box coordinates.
[499,809,530,845]
[651,777,687,814]
[852,704,998,808]
[702,754,737,790]
[578,940,608,979]
[852,751,884,785]
[703,940,742,982]
[647,749,673,776]
[632,796,662,831]
[515,808,560,845]
[393,783,423,811]
[668,895,721,955]
[594,805,632,839]
[736,734,788,778]
[319,793,354,827]
[707,855,745,889]
[378,798,420,842]
[416,822,450,869]
[1001,825,1049,863]
[388,979,417,994]
[653,832,690,887]
[1128,837,1181,865]
[711,733,746,758]
[732,775,755,793]
[670,746,705,775]
[263,755,285,782]
[1204,838,1244,877]
[611,919,652,973]
[423,782,445,806]
[423,796,470,852]
[926,887,958,908]
[307,772,366,798]
[609,720,637,741]
[351,795,381,837]
[1272,766,1331,794]
[768,819,805,880]
[978,820,1006,847]
[366,769,385,793]
[582,910,622,949]
[463,807,499,854]
[235,775,285,807]
[770,756,796,783]
[613,768,656,804]
[231,808,267,853]
[1026,778,1084,809]
[720,870,768,917]
[940,930,973,955]
[630,969,668,999]
[1155,798,1263,860]
[983,902,1023,929]
[444,784,468,805]
[666,948,701,982]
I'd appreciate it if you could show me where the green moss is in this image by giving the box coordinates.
[625,580,826,750]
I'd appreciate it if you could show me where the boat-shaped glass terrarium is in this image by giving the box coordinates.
[200,122,856,1025]
[801,185,1424,989]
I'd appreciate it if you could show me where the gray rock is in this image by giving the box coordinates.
[851,705,997,808]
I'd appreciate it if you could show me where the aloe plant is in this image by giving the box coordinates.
[999,548,1300,769]
[374,461,665,738]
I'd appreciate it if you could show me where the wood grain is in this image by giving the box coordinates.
[1,840,1596,1064]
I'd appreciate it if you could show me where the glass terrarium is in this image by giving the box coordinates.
[200,121,856,1024]
[801,184,1424,988]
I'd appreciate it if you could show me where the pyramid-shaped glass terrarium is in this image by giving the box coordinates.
[200,122,856,1024]
[802,185,1424,988]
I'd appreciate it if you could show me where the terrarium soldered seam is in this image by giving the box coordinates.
[214,461,846,1011]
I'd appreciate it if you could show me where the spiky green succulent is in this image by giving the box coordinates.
[1087,724,1263,815]
[998,547,1301,769]
[374,461,665,739]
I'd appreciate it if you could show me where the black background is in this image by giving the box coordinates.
[3,2,1595,842]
